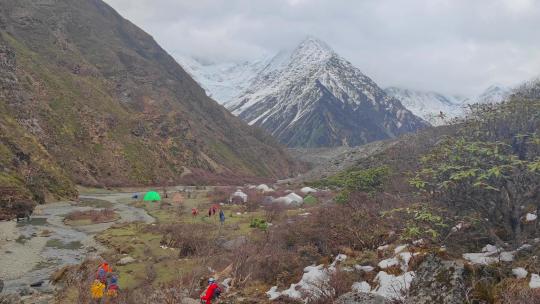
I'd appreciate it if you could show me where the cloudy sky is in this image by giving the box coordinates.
[103,0,540,95]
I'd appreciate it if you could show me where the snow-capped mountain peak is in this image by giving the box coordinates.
[290,36,335,64]
[227,37,428,147]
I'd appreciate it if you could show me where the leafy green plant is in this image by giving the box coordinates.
[312,166,390,203]
[383,204,448,241]
[250,218,268,230]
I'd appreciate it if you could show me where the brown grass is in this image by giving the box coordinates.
[65,208,118,224]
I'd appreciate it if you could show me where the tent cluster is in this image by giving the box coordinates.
[228,186,319,206]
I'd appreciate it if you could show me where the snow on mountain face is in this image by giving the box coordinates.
[227,37,428,148]
[385,87,466,126]
[176,56,269,104]
[475,85,511,104]
[386,85,512,126]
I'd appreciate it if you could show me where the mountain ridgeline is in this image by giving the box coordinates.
[0,0,299,215]
[225,38,429,148]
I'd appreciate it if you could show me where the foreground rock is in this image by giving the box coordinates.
[337,292,389,304]
[118,256,136,265]
[405,255,466,304]
[0,293,21,304]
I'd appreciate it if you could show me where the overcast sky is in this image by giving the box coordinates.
[104,0,540,95]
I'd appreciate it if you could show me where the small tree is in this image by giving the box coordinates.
[411,137,540,244]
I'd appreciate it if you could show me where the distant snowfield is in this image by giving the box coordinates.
[385,85,512,126]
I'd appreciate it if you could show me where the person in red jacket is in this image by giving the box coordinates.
[200,278,221,304]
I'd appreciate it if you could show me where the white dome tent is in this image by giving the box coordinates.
[230,189,248,203]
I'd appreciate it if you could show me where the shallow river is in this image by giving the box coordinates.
[0,192,154,294]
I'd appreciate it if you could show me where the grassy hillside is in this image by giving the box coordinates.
[0,0,298,191]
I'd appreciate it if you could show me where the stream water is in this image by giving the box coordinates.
[0,192,154,294]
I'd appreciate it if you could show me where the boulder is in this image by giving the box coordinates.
[118,256,136,265]
[336,292,390,304]
[0,293,22,304]
[18,287,34,297]
[405,255,466,304]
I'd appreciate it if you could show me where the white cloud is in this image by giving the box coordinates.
[103,0,540,95]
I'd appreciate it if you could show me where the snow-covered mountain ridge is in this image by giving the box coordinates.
[226,37,428,147]
[385,85,511,125]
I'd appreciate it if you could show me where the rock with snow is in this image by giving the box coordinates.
[394,244,408,254]
[530,274,540,289]
[377,245,390,251]
[372,271,415,300]
[256,184,274,192]
[266,286,282,300]
[463,245,515,265]
[481,244,498,253]
[354,265,375,272]
[451,223,463,233]
[526,213,537,222]
[281,265,328,300]
[221,278,232,292]
[499,251,514,262]
[267,254,346,301]
[378,258,399,269]
[512,267,528,279]
[351,281,371,293]
[405,255,466,304]
[300,187,318,194]
[413,239,426,246]
[398,252,417,271]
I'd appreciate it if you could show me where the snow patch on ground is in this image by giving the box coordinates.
[526,213,537,222]
[372,271,415,300]
[530,274,540,289]
[512,267,528,279]
[351,281,371,293]
[267,254,347,301]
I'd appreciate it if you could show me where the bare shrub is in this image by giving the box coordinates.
[159,223,216,257]
[264,202,286,223]
[498,279,540,304]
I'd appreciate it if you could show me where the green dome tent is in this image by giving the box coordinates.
[143,191,161,201]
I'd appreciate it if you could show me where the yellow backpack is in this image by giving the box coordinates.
[90,280,105,299]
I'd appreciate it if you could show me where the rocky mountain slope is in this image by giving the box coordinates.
[0,0,298,212]
[386,85,511,125]
[227,37,428,148]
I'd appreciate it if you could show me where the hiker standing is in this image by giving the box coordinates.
[200,278,221,304]
[219,210,225,225]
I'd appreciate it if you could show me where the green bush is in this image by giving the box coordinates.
[312,166,390,203]
[303,195,318,204]
[250,218,268,230]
